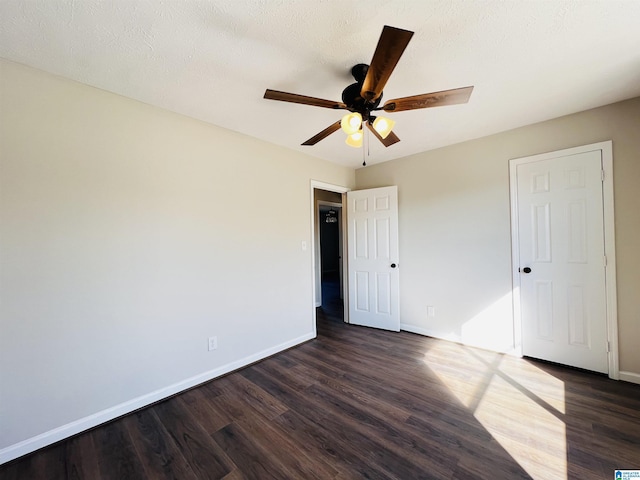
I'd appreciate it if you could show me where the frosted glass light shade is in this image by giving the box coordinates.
[345,130,363,148]
[372,116,396,139]
[341,112,362,135]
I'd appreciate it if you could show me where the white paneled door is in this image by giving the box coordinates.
[347,186,400,331]
[515,150,608,373]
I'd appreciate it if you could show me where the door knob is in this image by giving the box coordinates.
[522,267,532,273]
[390,263,397,268]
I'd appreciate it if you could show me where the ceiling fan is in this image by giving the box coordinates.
[264,25,473,156]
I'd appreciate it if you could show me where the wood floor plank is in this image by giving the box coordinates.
[261,359,318,391]
[211,422,287,480]
[274,409,400,480]
[224,398,340,479]
[244,361,456,479]
[0,442,68,480]
[224,373,290,419]
[239,365,400,479]
[260,359,413,424]
[153,397,235,479]
[220,468,247,480]
[230,410,339,480]
[179,387,233,435]
[285,342,480,431]
[122,408,199,480]
[93,419,147,480]
[301,383,460,478]
[65,430,102,480]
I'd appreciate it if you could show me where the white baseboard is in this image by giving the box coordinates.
[401,325,638,383]
[619,370,640,385]
[400,323,519,356]
[400,323,434,337]
[0,332,315,466]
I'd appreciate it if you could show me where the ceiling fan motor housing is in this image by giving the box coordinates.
[342,64,382,121]
[351,63,369,82]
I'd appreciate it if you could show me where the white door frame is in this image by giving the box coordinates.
[509,141,619,379]
[310,181,351,336]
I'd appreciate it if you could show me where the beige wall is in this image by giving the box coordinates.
[356,97,640,377]
[0,59,354,460]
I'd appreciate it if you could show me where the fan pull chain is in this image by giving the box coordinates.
[362,139,366,166]
[362,123,368,166]
[367,127,371,162]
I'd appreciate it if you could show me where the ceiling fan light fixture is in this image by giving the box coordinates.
[340,112,362,135]
[345,130,363,148]
[372,116,396,139]
[264,26,473,150]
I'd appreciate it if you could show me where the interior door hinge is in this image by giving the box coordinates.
[604,255,607,267]
[601,170,605,182]
[607,341,611,353]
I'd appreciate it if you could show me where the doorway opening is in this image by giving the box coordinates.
[312,184,348,328]
[318,202,343,322]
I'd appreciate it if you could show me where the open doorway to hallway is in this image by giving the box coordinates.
[314,188,344,324]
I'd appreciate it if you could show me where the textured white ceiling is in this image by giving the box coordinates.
[2,0,640,168]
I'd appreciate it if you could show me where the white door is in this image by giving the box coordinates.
[515,150,608,373]
[347,186,400,331]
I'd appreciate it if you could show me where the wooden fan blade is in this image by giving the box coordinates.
[366,122,400,147]
[382,86,474,112]
[302,121,342,146]
[264,89,346,109]
[361,26,414,101]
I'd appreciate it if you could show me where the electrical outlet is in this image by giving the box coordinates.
[427,306,435,318]
[208,336,217,351]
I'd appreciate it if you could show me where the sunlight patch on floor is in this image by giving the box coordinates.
[474,373,567,479]
[498,357,566,414]
[423,341,495,408]
[423,341,568,480]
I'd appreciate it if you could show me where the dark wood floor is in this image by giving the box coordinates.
[2,304,639,479]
